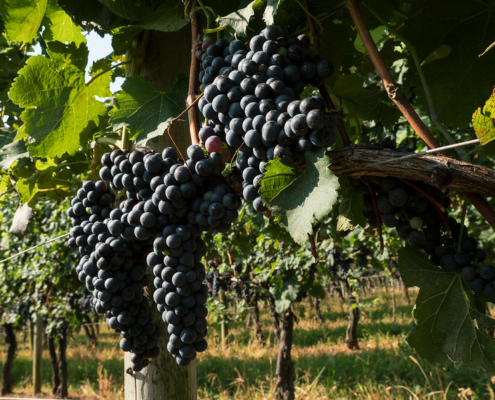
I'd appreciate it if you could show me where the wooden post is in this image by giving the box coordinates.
[33,313,43,394]
[125,306,197,400]
[219,290,229,348]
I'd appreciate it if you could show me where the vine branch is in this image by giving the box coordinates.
[187,0,201,145]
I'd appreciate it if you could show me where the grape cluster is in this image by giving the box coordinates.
[70,144,242,366]
[70,187,161,372]
[353,146,491,297]
[148,223,209,367]
[196,25,337,212]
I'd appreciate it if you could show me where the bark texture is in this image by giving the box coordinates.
[327,145,495,196]
[267,292,281,342]
[1,324,17,395]
[274,309,295,400]
[56,324,68,398]
[48,334,59,395]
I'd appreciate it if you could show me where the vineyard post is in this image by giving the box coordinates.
[1,323,16,395]
[33,313,43,394]
[219,290,229,347]
[123,27,197,400]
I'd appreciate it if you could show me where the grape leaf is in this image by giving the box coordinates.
[0,129,29,170]
[335,177,366,231]
[357,84,401,127]
[398,245,495,371]
[270,278,301,313]
[42,2,86,45]
[334,74,364,101]
[46,41,88,71]
[217,1,256,37]
[98,0,189,32]
[0,0,47,43]
[109,74,188,145]
[10,56,111,158]
[263,0,281,26]
[260,148,339,245]
[472,90,495,146]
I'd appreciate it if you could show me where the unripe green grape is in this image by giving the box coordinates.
[410,217,423,230]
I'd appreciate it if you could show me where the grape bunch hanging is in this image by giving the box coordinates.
[196,25,337,211]
[67,24,339,369]
[352,144,493,298]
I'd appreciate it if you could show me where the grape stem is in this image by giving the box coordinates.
[308,233,319,262]
[345,0,495,230]
[187,0,201,145]
[197,0,214,30]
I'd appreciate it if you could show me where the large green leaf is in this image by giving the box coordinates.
[263,0,281,26]
[109,74,188,145]
[400,0,495,128]
[0,0,47,43]
[217,1,256,37]
[335,177,366,231]
[98,0,189,32]
[356,84,401,127]
[0,128,29,170]
[10,56,111,158]
[398,245,495,371]
[260,148,339,245]
[46,41,89,71]
[472,90,495,146]
[42,2,86,45]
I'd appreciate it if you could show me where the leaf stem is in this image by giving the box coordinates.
[86,61,131,86]
[204,26,227,33]
[197,0,214,30]
[121,126,130,151]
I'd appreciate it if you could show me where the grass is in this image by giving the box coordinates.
[1,288,494,399]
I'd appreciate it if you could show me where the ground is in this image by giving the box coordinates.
[1,285,493,399]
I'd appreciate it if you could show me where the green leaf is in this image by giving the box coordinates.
[357,84,401,127]
[260,149,339,245]
[263,0,281,26]
[98,0,189,32]
[402,0,495,128]
[217,1,256,37]
[109,74,188,145]
[398,245,495,371]
[0,0,47,43]
[0,128,29,170]
[335,177,367,231]
[10,56,111,158]
[472,90,495,146]
[42,2,86,45]
[334,74,364,101]
[271,278,300,313]
[137,1,189,32]
[0,141,29,170]
[46,41,88,71]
